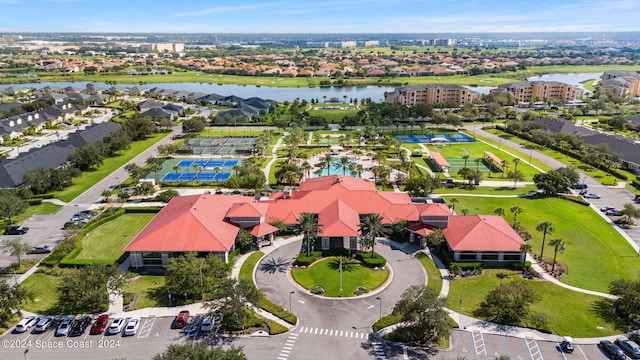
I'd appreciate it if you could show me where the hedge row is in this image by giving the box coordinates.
[294,251,322,266]
[258,297,297,325]
[355,251,387,268]
[507,261,532,271]
[28,198,42,205]
[557,194,590,206]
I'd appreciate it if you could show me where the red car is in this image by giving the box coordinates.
[90,314,109,335]
[175,310,190,328]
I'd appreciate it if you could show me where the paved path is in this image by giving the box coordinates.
[263,134,285,180]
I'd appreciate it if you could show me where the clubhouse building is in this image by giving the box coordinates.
[125,176,525,268]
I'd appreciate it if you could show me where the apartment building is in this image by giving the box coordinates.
[385,84,480,106]
[599,70,640,97]
[491,81,584,103]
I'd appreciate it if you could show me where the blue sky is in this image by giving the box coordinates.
[0,0,639,33]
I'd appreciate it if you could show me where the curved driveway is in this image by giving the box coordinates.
[255,239,425,332]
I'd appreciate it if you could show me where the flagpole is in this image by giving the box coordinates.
[339,255,343,293]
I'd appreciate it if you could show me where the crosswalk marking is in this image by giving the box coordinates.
[278,332,298,359]
[296,326,369,340]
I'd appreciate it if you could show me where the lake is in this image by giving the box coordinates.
[0,72,603,101]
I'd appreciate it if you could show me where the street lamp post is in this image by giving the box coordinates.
[184,292,187,303]
[529,148,533,164]
[24,349,29,360]
[168,293,172,307]
[289,291,295,312]
[376,297,382,319]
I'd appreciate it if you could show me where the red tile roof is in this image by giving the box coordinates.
[318,199,360,237]
[227,201,268,218]
[443,215,524,251]
[430,151,450,167]
[249,222,279,237]
[406,222,435,237]
[125,194,254,252]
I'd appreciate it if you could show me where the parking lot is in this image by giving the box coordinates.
[0,314,220,359]
[450,330,606,360]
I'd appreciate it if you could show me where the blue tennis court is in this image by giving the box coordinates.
[394,133,474,144]
[161,172,232,182]
[176,159,239,168]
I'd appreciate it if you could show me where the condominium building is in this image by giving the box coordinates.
[491,81,584,103]
[385,84,480,106]
[599,70,640,97]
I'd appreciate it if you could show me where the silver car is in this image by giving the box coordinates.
[55,317,74,337]
[616,337,640,359]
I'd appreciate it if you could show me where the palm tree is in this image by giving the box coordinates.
[449,198,459,214]
[460,208,470,215]
[213,166,221,182]
[301,161,312,180]
[323,152,333,175]
[339,156,350,175]
[462,155,470,168]
[509,170,525,188]
[192,164,201,183]
[493,207,505,217]
[548,238,566,272]
[296,212,322,257]
[500,159,509,178]
[519,243,532,272]
[172,165,180,181]
[474,158,483,173]
[536,221,555,260]
[510,206,523,225]
[513,158,521,173]
[358,213,390,258]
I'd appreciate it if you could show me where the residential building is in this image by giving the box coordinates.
[385,84,480,106]
[491,81,584,103]
[125,175,525,268]
[599,70,640,97]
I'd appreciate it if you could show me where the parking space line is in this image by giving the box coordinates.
[137,317,157,339]
[525,337,544,360]
[576,345,589,360]
[472,330,487,356]
[503,336,511,359]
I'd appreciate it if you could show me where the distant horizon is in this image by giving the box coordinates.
[1,1,639,34]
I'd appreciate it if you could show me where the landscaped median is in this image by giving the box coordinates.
[238,250,297,332]
[291,252,389,297]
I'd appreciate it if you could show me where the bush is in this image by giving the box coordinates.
[310,286,325,295]
[28,198,42,205]
[258,296,297,325]
[507,261,531,271]
[354,286,370,296]
[372,312,402,332]
[295,251,322,266]
[557,194,590,206]
[355,251,387,268]
[265,319,288,335]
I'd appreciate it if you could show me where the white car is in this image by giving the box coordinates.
[34,316,54,332]
[583,193,601,199]
[108,317,126,335]
[15,316,40,333]
[123,317,140,336]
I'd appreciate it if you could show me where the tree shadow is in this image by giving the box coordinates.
[259,257,291,274]
[591,299,629,332]
[327,257,358,272]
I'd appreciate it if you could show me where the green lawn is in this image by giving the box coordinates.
[7,202,63,227]
[446,269,620,337]
[291,257,389,297]
[239,251,264,284]
[307,108,358,122]
[448,196,640,293]
[415,252,443,294]
[54,132,168,202]
[20,273,61,314]
[75,213,155,262]
[425,142,540,182]
[122,275,166,309]
[431,184,539,196]
[467,130,553,172]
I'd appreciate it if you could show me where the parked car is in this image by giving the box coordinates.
[600,340,627,360]
[123,317,140,336]
[108,317,126,335]
[4,226,29,235]
[560,336,575,353]
[571,183,588,190]
[69,316,92,337]
[28,245,52,254]
[606,209,624,216]
[15,316,39,333]
[200,315,213,332]
[34,316,54,332]
[56,317,74,337]
[601,205,616,212]
[629,332,640,346]
[90,314,109,335]
[80,210,97,217]
[616,337,640,359]
[63,220,80,229]
[583,193,601,199]
[175,310,190,328]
